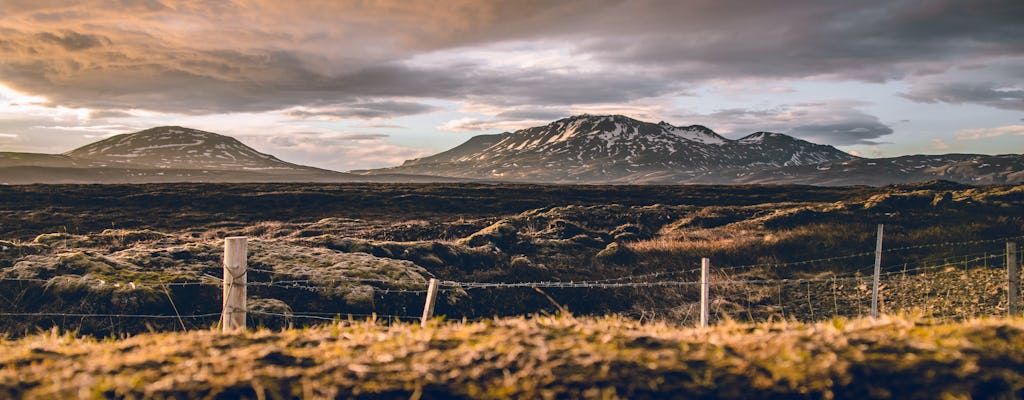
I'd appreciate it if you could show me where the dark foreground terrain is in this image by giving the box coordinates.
[1,182,1022,336]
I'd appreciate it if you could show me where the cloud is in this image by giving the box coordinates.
[2,0,1019,116]
[283,101,441,120]
[34,30,110,51]
[358,123,407,129]
[239,132,429,171]
[0,133,18,139]
[673,101,895,145]
[905,76,1024,112]
[494,109,569,121]
[954,125,1024,140]
[930,138,951,151]
[789,121,894,146]
[88,110,134,119]
[437,118,518,132]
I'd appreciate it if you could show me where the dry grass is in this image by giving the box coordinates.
[3,315,1024,399]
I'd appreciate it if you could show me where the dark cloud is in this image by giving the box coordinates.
[673,101,895,145]
[494,109,569,120]
[358,123,407,129]
[34,30,110,51]
[789,122,894,146]
[284,101,441,120]
[576,1,1024,82]
[904,82,1024,111]
[900,58,1024,110]
[88,110,133,119]
[267,133,391,148]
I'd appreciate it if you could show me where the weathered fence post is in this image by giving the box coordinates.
[871,224,884,318]
[700,258,710,328]
[222,237,248,333]
[1009,242,1019,317]
[421,278,439,327]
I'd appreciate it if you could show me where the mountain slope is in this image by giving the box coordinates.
[402,132,511,167]
[365,115,856,182]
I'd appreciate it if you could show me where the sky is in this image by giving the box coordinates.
[0,0,1022,171]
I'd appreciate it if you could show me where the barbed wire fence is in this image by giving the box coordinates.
[0,229,1021,335]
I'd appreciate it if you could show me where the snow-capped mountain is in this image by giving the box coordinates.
[373,115,856,182]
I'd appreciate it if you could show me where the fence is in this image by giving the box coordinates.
[1,226,1022,335]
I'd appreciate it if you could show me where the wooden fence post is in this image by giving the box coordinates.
[700,258,710,328]
[421,278,439,327]
[222,237,247,333]
[1009,242,1019,317]
[871,224,884,318]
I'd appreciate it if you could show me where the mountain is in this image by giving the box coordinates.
[361,114,857,183]
[0,126,458,184]
[65,126,306,171]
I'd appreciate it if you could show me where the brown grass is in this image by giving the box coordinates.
[3,315,1024,399]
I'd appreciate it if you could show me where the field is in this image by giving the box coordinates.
[2,182,1023,334]
[3,315,1024,398]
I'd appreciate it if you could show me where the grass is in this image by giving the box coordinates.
[2,315,1024,398]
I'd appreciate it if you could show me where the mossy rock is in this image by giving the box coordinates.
[863,190,936,211]
[669,207,755,230]
[931,191,953,207]
[33,232,91,247]
[5,251,202,290]
[612,232,640,242]
[595,242,635,263]
[0,240,44,260]
[759,207,827,229]
[457,220,518,248]
[248,298,294,330]
[95,229,174,246]
[343,285,376,307]
[540,219,587,239]
[610,223,644,242]
[568,234,608,248]
[247,240,432,292]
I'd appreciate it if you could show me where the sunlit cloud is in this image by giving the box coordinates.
[930,138,951,150]
[954,125,1024,140]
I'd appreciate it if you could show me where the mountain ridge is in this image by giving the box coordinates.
[365,114,858,182]
[2,118,1022,185]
